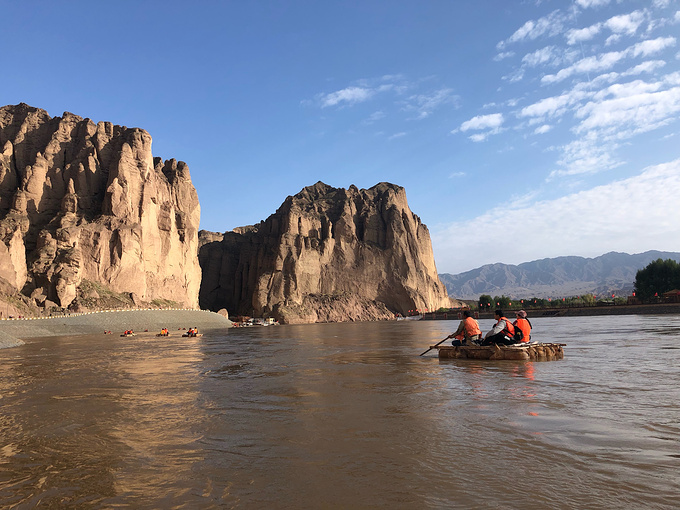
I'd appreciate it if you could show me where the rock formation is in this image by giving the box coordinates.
[0,103,201,309]
[199,181,453,323]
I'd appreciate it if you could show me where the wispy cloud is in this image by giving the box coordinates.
[576,0,611,9]
[402,88,460,119]
[304,77,459,129]
[605,10,646,35]
[566,24,602,45]
[460,113,504,131]
[457,113,505,142]
[318,86,375,108]
[541,37,676,84]
[497,10,567,50]
[433,159,680,272]
[363,111,386,125]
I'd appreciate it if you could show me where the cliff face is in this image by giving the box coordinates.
[199,181,452,323]
[0,103,201,309]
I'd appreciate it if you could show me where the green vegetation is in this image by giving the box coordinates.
[150,298,181,309]
[76,279,134,309]
[472,292,629,311]
[634,258,680,301]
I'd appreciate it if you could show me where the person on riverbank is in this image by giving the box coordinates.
[447,310,482,346]
[481,310,516,345]
[513,310,532,343]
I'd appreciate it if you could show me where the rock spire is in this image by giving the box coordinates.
[0,103,201,308]
[199,181,453,323]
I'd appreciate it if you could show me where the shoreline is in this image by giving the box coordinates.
[0,309,233,349]
[424,302,680,320]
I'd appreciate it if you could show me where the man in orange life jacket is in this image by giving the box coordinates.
[481,309,516,346]
[446,309,482,346]
[513,310,532,343]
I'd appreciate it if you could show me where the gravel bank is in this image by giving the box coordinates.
[0,309,233,349]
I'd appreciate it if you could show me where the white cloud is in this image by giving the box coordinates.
[575,83,680,137]
[542,37,675,84]
[575,0,611,8]
[497,10,566,49]
[534,124,552,134]
[494,51,515,61]
[551,138,622,177]
[432,159,680,273]
[520,90,588,119]
[542,50,628,84]
[522,46,558,66]
[566,24,602,45]
[605,34,622,46]
[458,114,506,141]
[469,132,493,142]
[363,111,385,124]
[503,68,526,83]
[460,113,505,131]
[318,87,374,108]
[605,10,646,35]
[631,36,676,57]
[404,88,460,119]
[623,60,666,75]
[388,132,407,140]
[448,171,466,178]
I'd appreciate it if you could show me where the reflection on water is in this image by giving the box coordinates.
[1,316,679,508]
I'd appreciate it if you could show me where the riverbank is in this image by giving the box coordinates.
[425,302,680,320]
[0,309,233,349]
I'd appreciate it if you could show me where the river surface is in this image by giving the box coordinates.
[1,315,679,509]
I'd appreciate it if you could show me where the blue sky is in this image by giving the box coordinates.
[2,0,679,274]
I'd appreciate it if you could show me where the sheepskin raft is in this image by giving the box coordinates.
[435,342,565,361]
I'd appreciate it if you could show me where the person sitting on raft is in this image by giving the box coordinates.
[513,310,532,343]
[481,309,516,346]
[446,310,482,346]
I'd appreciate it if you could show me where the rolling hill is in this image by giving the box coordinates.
[439,251,680,300]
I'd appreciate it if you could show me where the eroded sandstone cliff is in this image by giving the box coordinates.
[199,182,453,323]
[0,103,201,309]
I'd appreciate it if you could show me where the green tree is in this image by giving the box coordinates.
[493,295,512,309]
[634,258,680,301]
[581,294,596,306]
[478,294,493,310]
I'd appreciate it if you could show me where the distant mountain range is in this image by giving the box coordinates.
[439,251,680,300]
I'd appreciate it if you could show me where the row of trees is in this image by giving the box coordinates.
[634,258,680,301]
[476,294,627,310]
[472,258,680,309]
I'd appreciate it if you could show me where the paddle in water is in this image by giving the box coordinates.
[420,335,451,356]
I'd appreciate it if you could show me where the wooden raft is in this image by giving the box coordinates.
[435,343,564,361]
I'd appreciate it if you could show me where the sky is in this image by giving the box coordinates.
[2,0,679,274]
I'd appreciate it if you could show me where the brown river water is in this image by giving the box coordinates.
[1,315,679,509]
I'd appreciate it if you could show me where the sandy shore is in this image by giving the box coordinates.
[0,309,233,349]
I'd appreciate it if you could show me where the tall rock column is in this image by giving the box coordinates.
[199,182,453,323]
[0,103,201,308]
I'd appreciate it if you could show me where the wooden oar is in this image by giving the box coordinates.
[420,336,450,356]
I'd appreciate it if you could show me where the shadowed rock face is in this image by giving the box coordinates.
[199,181,452,323]
[0,103,201,308]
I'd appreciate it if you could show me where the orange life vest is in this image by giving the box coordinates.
[464,317,482,337]
[499,317,515,339]
[455,316,482,340]
[514,318,531,343]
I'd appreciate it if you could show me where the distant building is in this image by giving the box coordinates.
[662,289,680,303]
